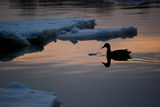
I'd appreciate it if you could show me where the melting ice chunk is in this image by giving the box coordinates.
[58,27,137,44]
[88,53,98,56]
[0,82,61,107]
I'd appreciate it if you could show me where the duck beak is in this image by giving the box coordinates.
[101,46,104,49]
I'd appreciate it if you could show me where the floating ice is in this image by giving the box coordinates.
[0,82,61,107]
[0,18,95,46]
[88,53,98,56]
[8,82,28,89]
[58,27,137,44]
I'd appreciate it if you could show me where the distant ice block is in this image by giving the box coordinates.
[58,27,137,44]
[0,82,61,107]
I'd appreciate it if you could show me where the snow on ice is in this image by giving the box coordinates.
[0,82,61,107]
[58,27,137,44]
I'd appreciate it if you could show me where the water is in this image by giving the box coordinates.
[0,0,160,107]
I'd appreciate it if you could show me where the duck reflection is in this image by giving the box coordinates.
[101,43,131,67]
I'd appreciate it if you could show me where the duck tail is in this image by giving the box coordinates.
[124,49,131,54]
[128,50,131,54]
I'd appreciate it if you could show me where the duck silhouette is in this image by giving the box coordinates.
[101,43,131,67]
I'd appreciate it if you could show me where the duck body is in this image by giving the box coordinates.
[102,43,131,61]
[110,49,131,61]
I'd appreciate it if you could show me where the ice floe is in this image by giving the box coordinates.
[88,53,98,56]
[0,18,95,46]
[0,82,61,107]
[58,27,137,44]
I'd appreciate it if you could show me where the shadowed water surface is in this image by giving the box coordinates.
[0,1,160,107]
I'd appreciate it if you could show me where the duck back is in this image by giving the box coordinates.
[111,49,131,61]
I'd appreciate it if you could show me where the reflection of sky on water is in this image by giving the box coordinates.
[131,53,160,63]
[0,52,160,107]
[0,34,160,70]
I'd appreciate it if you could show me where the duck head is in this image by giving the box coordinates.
[101,43,110,49]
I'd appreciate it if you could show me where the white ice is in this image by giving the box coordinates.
[58,27,137,44]
[0,82,61,107]
[0,18,137,47]
[0,18,95,46]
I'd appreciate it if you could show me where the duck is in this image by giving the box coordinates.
[101,43,131,61]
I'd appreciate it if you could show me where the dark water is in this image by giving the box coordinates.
[0,0,160,107]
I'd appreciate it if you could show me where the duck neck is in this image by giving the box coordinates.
[107,46,111,55]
